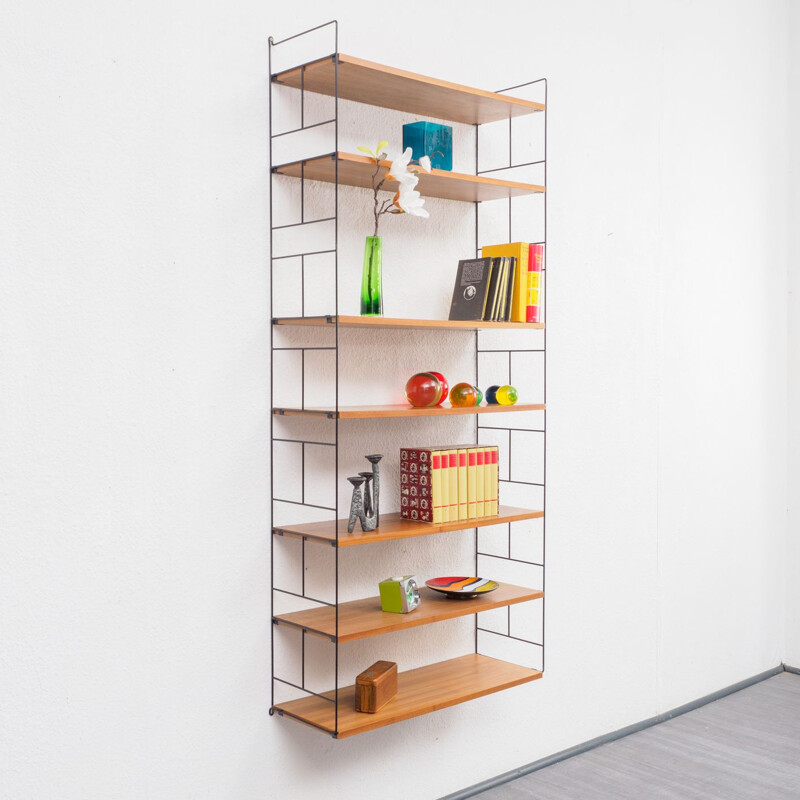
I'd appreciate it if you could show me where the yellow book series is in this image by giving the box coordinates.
[486,446,500,516]
[447,451,459,522]
[475,448,486,517]
[438,450,450,522]
[482,242,529,322]
[431,451,444,524]
[467,448,479,519]
[483,446,495,516]
[457,449,468,520]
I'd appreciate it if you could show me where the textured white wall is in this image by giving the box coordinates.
[0,1,791,799]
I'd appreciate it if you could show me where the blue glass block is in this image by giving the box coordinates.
[403,121,453,171]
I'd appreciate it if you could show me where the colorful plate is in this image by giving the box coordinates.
[426,576,500,599]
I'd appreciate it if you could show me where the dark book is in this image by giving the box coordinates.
[490,256,508,322]
[502,256,517,321]
[482,257,504,321]
[491,257,510,321]
[449,257,493,321]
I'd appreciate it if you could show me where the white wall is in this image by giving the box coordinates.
[0,1,791,798]
[787,0,800,669]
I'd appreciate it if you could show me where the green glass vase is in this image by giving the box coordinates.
[360,236,383,316]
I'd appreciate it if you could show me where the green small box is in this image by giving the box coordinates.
[378,576,421,613]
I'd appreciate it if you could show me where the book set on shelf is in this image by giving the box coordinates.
[400,445,499,524]
[269,21,546,738]
[450,243,544,324]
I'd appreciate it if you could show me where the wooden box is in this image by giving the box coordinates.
[354,660,398,713]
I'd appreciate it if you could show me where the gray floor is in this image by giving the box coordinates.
[474,672,800,800]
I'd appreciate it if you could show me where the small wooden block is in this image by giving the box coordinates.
[354,660,398,713]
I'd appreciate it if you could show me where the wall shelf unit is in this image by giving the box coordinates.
[272,403,546,419]
[273,654,543,739]
[273,152,545,202]
[269,21,547,739]
[273,506,544,547]
[273,583,544,642]
[273,315,546,331]
[272,52,545,124]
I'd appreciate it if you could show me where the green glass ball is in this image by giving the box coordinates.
[474,387,484,406]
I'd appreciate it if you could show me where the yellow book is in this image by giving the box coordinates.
[491,446,499,514]
[482,242,529,322]
[483,447,493,517]
[475,448,485,517]
[439,449,450,522]
[467,448,478,519]
[432,450,444,524]
[447,451,458,522]
[457,449,468,520]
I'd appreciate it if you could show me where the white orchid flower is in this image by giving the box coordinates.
[360,140,432,233]
[395,185,429,218]
[386,147,416,184]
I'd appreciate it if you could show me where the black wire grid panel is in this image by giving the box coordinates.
[268,21,546,738]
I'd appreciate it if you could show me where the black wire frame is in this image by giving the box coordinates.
[268,21,547,736]
[268,20,341,738]
[475,78,547,674]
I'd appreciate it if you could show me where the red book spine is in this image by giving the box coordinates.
[527,243,544,323]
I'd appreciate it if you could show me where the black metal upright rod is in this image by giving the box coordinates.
[333,23,340,738]
[474,120,480,657]
[541,78,547,675]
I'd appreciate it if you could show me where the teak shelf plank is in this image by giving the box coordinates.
[273,653,542,737]
[272,315,546,331]
[273,583,543,642]
[272,402,545,420]
[273,506,544,547]
[273,152,545,204]
[272,53,545,125]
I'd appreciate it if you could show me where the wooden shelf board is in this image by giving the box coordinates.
[273,506,543,547]
[274,583,543,642]
[272,53,545,125]
[273,402,545,420]
[273,653,542,737]
[273,152,545,204]
[272,315,545,331]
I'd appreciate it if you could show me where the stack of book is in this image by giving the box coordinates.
[399,445,499,524]
[449,242,544,323]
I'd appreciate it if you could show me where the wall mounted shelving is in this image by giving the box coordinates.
[274,654,542,739]
[273,583,544,643]
[272,315,546,331]
[273,506,544,547]
[272,52,545,124]
[269,21,547,738]
[272,402,546,420]
[273,152,545,202]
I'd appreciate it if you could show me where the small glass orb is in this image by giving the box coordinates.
[485,385,501,405]
[429,372,449,406]
[405,372,446,407]
[449,382,479,407]
[496,385,518,405]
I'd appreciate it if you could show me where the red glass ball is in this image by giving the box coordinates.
[405,372,446,407]
[429,372,449,406]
